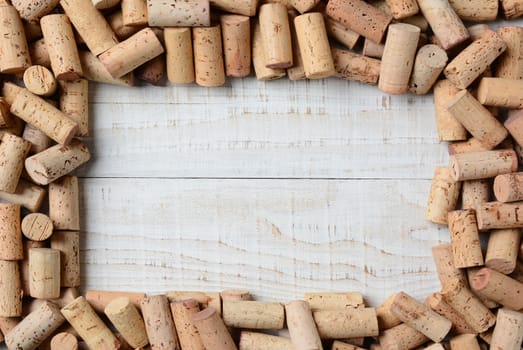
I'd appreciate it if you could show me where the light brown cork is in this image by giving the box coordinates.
[141,295,181,350]
[426,166,461,225]
[449,334,481,350]
[447,209,484,268]
[239,331,292,350]
[0,261,22,317]
[496,26,523,79]
[506,109,523,149]
[378,323,429,350]
[29,39,51,70]
[23,65,57,97]
[167,291,221,313]
[431,243,468,289]
[286,10,306,81]
[385,0,419,19]
[11,0,59,21]
[122,0,147,26]
[79,51,134,87]
[448,138,492,156]
[220,15,251,78]
[164,28,195,84]
[19,240,46,298]
[107,11,144,40]
[147,0,210,27]
[433,80,467,142]
[0,5,31,74]
[476,201,523,230]
[86,290,146,314]
[223,300,284,329]
[485,228,520,274]
[259,3,293,69]
[170,299,205,350]
[495,172,523,203]
[470,267,523,310]
[325,17,359,50]
[0,133,31,194]
[252,21,286,80]
[18,123,52,155]
[448,0,498,21]
[104,297,148,349]
[21,213,53,241]
[313,307,379,339]
[501,0,523,19]
[449,150,517,182]
[51,231,80,287]
[289,0,319,13]
[409,44,448,94]
[49,176,80,231]
[193,307,237,350]
[193,25,226,87]
[285,300,322,350]
[425,293,476,334]
[477,77,523,109]
[59,79,89,137]
[50,332,78,350]
[490,308,523,350]
[29,248,61,299]
[0,204,23,261]
[304,292,364,311]
[210,0,258,16]
[362,38,384,59]
[376,293,402,330]
[461,179,490,210]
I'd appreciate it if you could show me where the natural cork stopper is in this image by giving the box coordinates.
[447,209,484,268]
[313,307,379,339]
[476,201,523,230]
[29,248,61,299]
[485,228,520,274]
[409,44,448,95]
[51,231,80,287]
[140,294,181,350]
[259,3,293,69]
[50,332,78,350]
[0,203,23,261]
[470,267,523,310]
[21,213,53,241]
[165,28,195,84]
[104,297,148,349]
[49,176,80,231]
[147,0,210,27]
[193,307,237,350]
[0,260,22,317]
[193,25,226,87]
[0,133,32,194]
[285,300,322,350]
[170,299,205,350]
[239,331,293,350]
[23,65,57,96]
[449,150,518,182]
[425,167,461,225]
[222,300,284,330]
[220,15,251,78]
[490,308,523,350]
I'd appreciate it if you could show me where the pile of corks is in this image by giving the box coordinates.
[0,0,522,348]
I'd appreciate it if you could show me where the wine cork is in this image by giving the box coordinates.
[0,204,23,261]
[0,5,31,74]
[29,39,51,69]
[51,332,78,350]
[426,167,461,225]
[385,0,419,19]
[433,80,467,142]
[141,295,180,350]
[477,77,523,109]
[19,240,46,298]
[60,0,118,55]
[294,13,334,79]
[444,29,507,89]
[193,25,226,87]
[448,0,498,21]
[506,109,523,149]
[239,331,292,350]
[167,291,221,313]
[29,248,60,299]
[5,301,65,350]
[449,150,517,182]
[376,294,402,330]
[50,231,80,287]
[409,44,447,94]
[164,28,195,84]
[220,15,251,78]
[86,290,146,314]
[325,17,359,50]
[79,51,134,87]
[59,79,89,137]
[0,261,22,317]
[170,299,205,350]
[121,0,147,26]
[11,0,59,21]
[259,3,293,69]
[332,48,380,85]
[0,133,31,194]
[61,296,120,350]
[223,300,284,329]
[304,292,364,311]
[40,15,83,81]
[448,139,491,155]
[193,307,236,350]
[210,0,258,16]
[19,124,50,156]
[378,323,429,350]
[313,307,378,339]
[485,229,520,274]
[3,82,23,106]
[147,0,209,27]
[135,54,165,85]
[470,267,523,310]
[476,201,523,230]
[286,10,305,81]
[501,0,523,19]
[496,27,523,79]
[447,209,484,268]
[378,23,420,94]
[252,21,286,80]
[362,38,384,58]
[325,0,391,43]
[425,293,476,334]
[285,300,322,350]
[21,213,53,241]
[288,0,318,13]
[104,297,148,349]
[449,334,481,350]
[49,176,80,231]
[0,179,45,213]
[442,282,496,333]
[491,308,523,350]
[432,243,468,289]
[23,65,57,97]
[462,179,490,210]
[107,11,144,40]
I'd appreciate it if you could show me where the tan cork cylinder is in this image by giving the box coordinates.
[390,292,451,342]
[294,13,335,79]
[107,11,144,40]
[59,79,89,137]
[448,0,498,21]
[222,300,284,329]
[505,109,523,147]
[210,0,258,16]
[252,21,286,80]
[417,0,468,50]
[477,77,523,109]
[40,15,83,81]
[0,261,22,317]
[496,27,523,79]
[449,150,517,182]
[170,299,205,350]
[385,0,419,19]
[289,0,318,13]
[0,5,31,74]
[167,291,221,314]
[304,292,364,311]
[147,0,210,27]
[259,3,293,69]
[29,248,61,299]
[49,176,80,231]
[164,28,195,84]
[193,307,237,350]
[86,290,145,314]
[431,243,468,289]
[470,267,523,310]
[11,0,59,21]
[466,267,502,309]
[239,331,292,350]
[486,229,520,274]
[60,0,118,55]
[51,231,80,287]
[21,213,53,241]
[193,25,226,87]
[433,80,467,142]
[425,293,476,334]
[461,179,490,210]
[446,90,507,149]
[285,300,322,350]
[20,240,46,297]
[449,334,481,350]
[332,49,379,85]
[441,282,496,333]
[476,201,523,230]
[141,295,180,350]
[325,17,359,50]
[376,293,401,330]
[491,308,523,350]
[286,10,305,81]
[0,179,46,213]
[378,323,429,350]
[409,44,448,95]
[362,39,384,59]
[62,296,120,350]
[104,297,148,349]
[331,341,366,350]
[23,66,57,97]
[121,0,147,26]
[426,166,461,225]
[51,332,78,350]
[220,15,251,78]
[0,204,23,261]
[379,23,420,94]
[313,307,379,339]
[325,0,391,43]
[79,51,134,87]
[444,29,507,89]
[501,0,523,19]
[448,209,484,268]
[24,139,91,186]
[5,301,65,350]
[0,133,31,194]
[29,39,51,70]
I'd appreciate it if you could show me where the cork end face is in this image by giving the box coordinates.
[51,332,78,350]
[470,267,491,291]
[448,156,460,182]
[104,296,131,315]
[485,258,516,275]
[493,175,511,202]
[192,306,217,322]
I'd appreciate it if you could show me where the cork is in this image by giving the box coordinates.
[496,27,523,79]
[490,308,523,350]
[476,201,523,230]
[135,54,165,85]
[444,29,507,89]
[506,109,523,148]
[313,307,379,339]
[21,213,53,241]
[259,3,293,69]
[164,28,195,84]
[378,23,420,94]
[442,281,496,333]
[60,0,118,55]
[331,48,380,85]
[385,0,419,19]
[325,0,392,43]
[325,17,359,50]
[252,21,286,80]
[0,133,31,194]
[431,243,468,289]
[223,300,284,329]
[331,341,366,350]
[147,0,210,27]
[220,15,251,78]
[85,290,145,314]
[141,295,180,350]
[0,204,23,261]
[59,79,89,137]
[0,261,22,318]
[19,240,46,298]
[50,231,80,287]
[449,334,481,350]
[22,121,51,153]
[104,297,148,349]
[285,300,322,350]
[447,209,484,268]
[29,39,51,69]
[23,20,42,41]
[477,77,523,109]
[5,301,65,350]
[23,66,57,97]
[426,167,461,225]
[289,0,318,13]
[486,229,520,274]
[51,332,78,350]
[121,0,147,26]
[449,150,517,182]
[3,82,23,106]
[29,248,61,299]
[462,180,490,210]
[362,39,384,59]
[107,11,144,40]
[40,15,83,81]
[434,81,467,142]
[0,180,45,214]
[167,291,221,313]
[501,0,523,19]
[61,296,120,350]
[79,51,134,87]
[409,44,448,94]
[425,293,476,334]
[286,10,305,81]
[11,0,59,21]
[0,5,31,74]
[470,267,523,310]
[239,331,292,350]
[304,292,363,311]
[49,176,80,231]
[448,0,498,21]
[378,323,429,350]
[210,0,258,16]
[448,139,492,155]
[170,299,205,350]
[375,294,401,330]
[192,307,236,350]
[193,25,226,87]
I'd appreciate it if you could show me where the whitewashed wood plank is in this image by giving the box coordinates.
[80,178,449,306]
